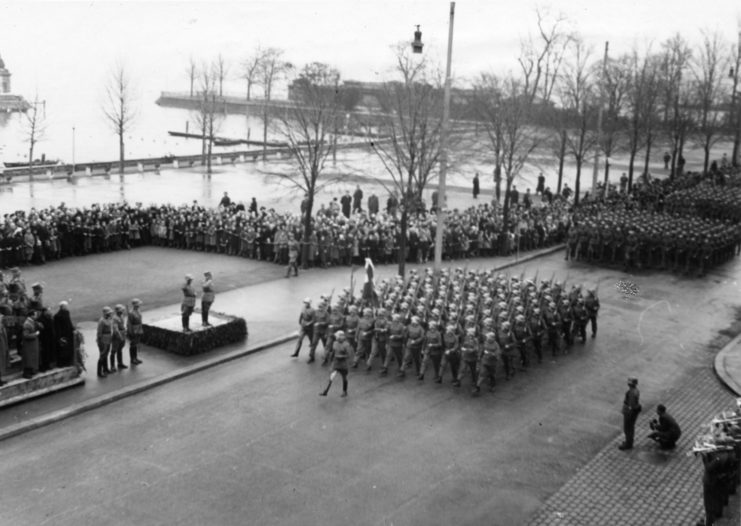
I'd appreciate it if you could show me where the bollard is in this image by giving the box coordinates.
[173,160,179,169]
[238,154,245,163]
[137,163,144,173]
[85,167,92,177]
[46,169,52,179]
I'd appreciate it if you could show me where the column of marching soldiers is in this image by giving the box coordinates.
[291,266,599,396]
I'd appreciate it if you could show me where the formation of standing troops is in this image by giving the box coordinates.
[291,267,599,396]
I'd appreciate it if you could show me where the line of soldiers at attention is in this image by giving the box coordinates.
[291,267,600,396]
[566,206,741,276]
[95,300,144,378]
[691,400,741,526]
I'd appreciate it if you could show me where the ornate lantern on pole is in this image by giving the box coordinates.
[412,25,424,54]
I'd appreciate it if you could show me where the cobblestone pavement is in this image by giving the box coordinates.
[528,363,738,526]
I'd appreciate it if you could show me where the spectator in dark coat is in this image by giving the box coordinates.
[473,173,480,199]
[53,301,75,367]
[38,307,56,371]
[353,185,363,213]
[368,194,379,215]
[648,404,681,449]
[340,191,352,218]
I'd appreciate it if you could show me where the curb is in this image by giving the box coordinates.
[0,332,298,443]
[492,244,565,272]
[713,333,741,396]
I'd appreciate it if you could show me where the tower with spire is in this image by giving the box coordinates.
[0,54,11,93]
[0,53,30,112]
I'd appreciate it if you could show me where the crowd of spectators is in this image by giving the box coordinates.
[0,185,571,270]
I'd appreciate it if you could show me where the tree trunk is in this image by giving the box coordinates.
[574,159,582,206]
[703,141,710,174]
[628,150,636,190]
[643,133,652,177]
[301,189,315,269]
[603,157,610,191]
[190,76,194,98]
[500,175,513,253]
[397,207,408,278]
[119,127,125,175]
[557,130,566,194]
[262,105,268,161]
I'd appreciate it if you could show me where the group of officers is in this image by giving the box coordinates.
[290,266,600,397]
[95,299,144,378]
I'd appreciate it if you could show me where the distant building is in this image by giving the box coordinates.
[0,53,30,112]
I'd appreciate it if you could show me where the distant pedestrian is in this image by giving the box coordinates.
[368,193,379,215]
[509,185,519,205]
[663,152,671,170]
[201,271,215,326]
[249,197,258,215]
[340,191,352,218]
[648,404,681,449]
[286,233,299,277]
[319,330,350,397]
[619,377,641,450]
[291,298,315,358]
[620,173,628,193]
[536,172,545,195]
[181,274,196,332]
[353,185,363,213]
[219,192,231,208]
[473,172,480,199]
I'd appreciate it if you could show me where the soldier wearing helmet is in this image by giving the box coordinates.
[319,330,351,398]
[365,307,389,371]
[419,319,443,382]
[572,296,589,344]
[529,307,545,363]
[290,298,315,359]
[127,298,144,366]
[512,313,531,369]
[308,299,331,363]
[323,301,346,365]
[439,324,461,385]
[458,327,480,393]
[381,312,406,377]
[400,316,425,378]
[181,274,196,332]
[477,331,501,392]
[585,289,600,338]
[344,305,360,354]
[352,307,375,368]
[498,321,517,380]
[558,298,574,347]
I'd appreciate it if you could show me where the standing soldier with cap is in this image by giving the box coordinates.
[109,304,128,372]
[96,306,114,378]
[127,299,144,365]
[319,330,351,397]
[352,307,375,368]
[291,298,315,358]
[619,377,642,450]
[201,271,215,327]
[585,288,600,338]
[181,274,196,332]
[399,316,425,378]
[21,309,40,379]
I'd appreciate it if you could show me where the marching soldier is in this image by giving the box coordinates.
[309,299,330,364]
[572,297,589,344]
[352,308,375,368]
[344,305,360,356]
[366,307,389,371]
[290,298,315,359]
[419,320,443,381]
[319,330,351,398]
[512,314,531,369]
[529,307,545,363]
[322,300,345,365]
[477,331,500,392]
[558,298,574,348]
[498,321,516,380]
[380,313,406,377]
[458,327,480,394]
[400,316,425,378]
[439,324,461,385]
[544,301,561,357]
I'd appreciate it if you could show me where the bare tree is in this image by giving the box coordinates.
[729,33,741,167]
[518,6,573,106]
[258,48,292,159]
[215,53,228,97]
[102,62,137,175]
[24,93,47,172]
[560,38,597,204]
[599,54,631,185]
[474,73,541,246]
[273,62,341,267]
[192,61,223,175]
[367,45,446,276]
[624,48,658,189]
[186,55,197,97]
[242,46,266,101]
[659,34,693,178]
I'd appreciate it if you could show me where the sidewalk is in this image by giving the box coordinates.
[528,358,741,525]
[0,243,564,441]
[714,333,741,396]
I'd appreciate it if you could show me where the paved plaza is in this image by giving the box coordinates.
[1,240,741,524]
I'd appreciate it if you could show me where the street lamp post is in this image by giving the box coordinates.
[433,1,456,278]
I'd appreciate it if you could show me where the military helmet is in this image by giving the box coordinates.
[428,320,438,328]
[335,330,346,340]
[411,316,420,324]
[392,313,402,321]
[102,306,113,314]
[446,324,456,332]
[485,332,496,340]
[363,308,373,316]
[349,305,358,313]
[378,308,386,316]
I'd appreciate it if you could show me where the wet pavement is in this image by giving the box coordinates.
[1,239,741,525]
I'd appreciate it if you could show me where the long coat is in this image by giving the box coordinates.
[53,308,75,367]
